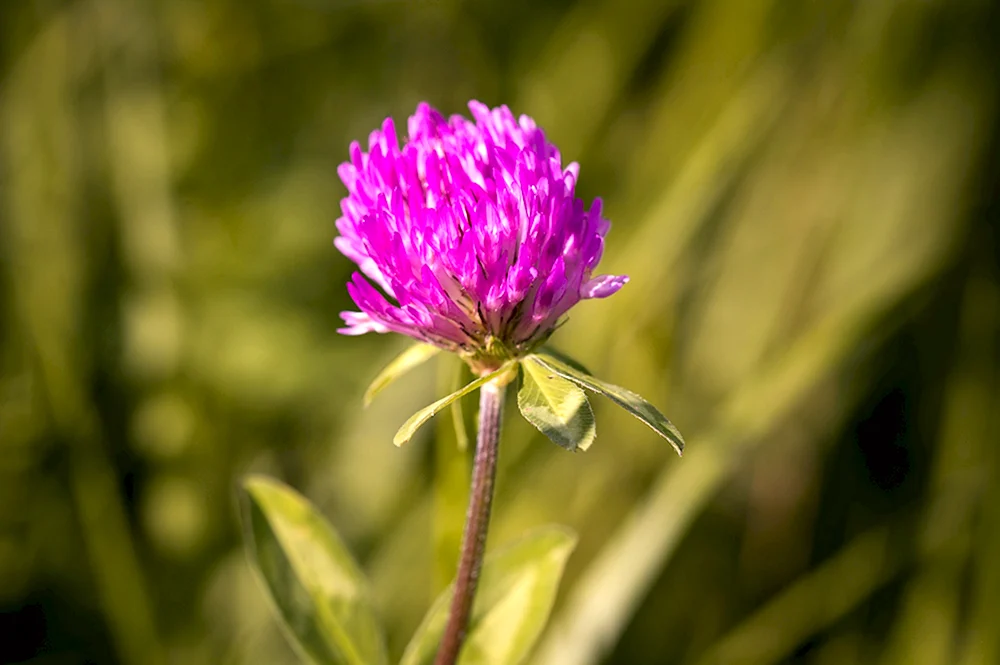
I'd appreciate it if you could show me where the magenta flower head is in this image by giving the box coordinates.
[335,101,627,375]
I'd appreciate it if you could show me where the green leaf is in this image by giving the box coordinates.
[241,475,387,665]
[400,526,578,665]
[531,353,685,456]
[449,359,471,452]
[394,363,515,447]
[518,357,596,451]
[364,343,440,407]
[538,346,593,376]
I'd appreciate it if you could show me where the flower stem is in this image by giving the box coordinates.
[434,379,505,665]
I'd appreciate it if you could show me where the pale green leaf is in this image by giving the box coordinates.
[364,343,440,407]
[393,363,515,447]
[538,346,592,376]
[400,526,578,665]
[241,475,387,665]
[531,353,685,456]
[518,357,596,451]
[449,359,471,452]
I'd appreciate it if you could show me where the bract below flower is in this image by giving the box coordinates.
[335,101,627,373]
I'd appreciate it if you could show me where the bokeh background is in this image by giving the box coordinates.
[2,0,999,663]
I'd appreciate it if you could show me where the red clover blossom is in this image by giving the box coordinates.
[335,101,627,374]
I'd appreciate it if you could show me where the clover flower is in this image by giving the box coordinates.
[336,101,684,458]
[335,101,627,374]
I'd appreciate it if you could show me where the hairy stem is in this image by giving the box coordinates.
[434,379,506,665]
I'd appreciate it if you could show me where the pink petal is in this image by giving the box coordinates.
[581,274,629,299]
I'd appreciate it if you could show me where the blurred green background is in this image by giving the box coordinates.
[2,0,999,663]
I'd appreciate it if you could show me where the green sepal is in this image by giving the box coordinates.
[529,353,685,456]
[517,356,597,451]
